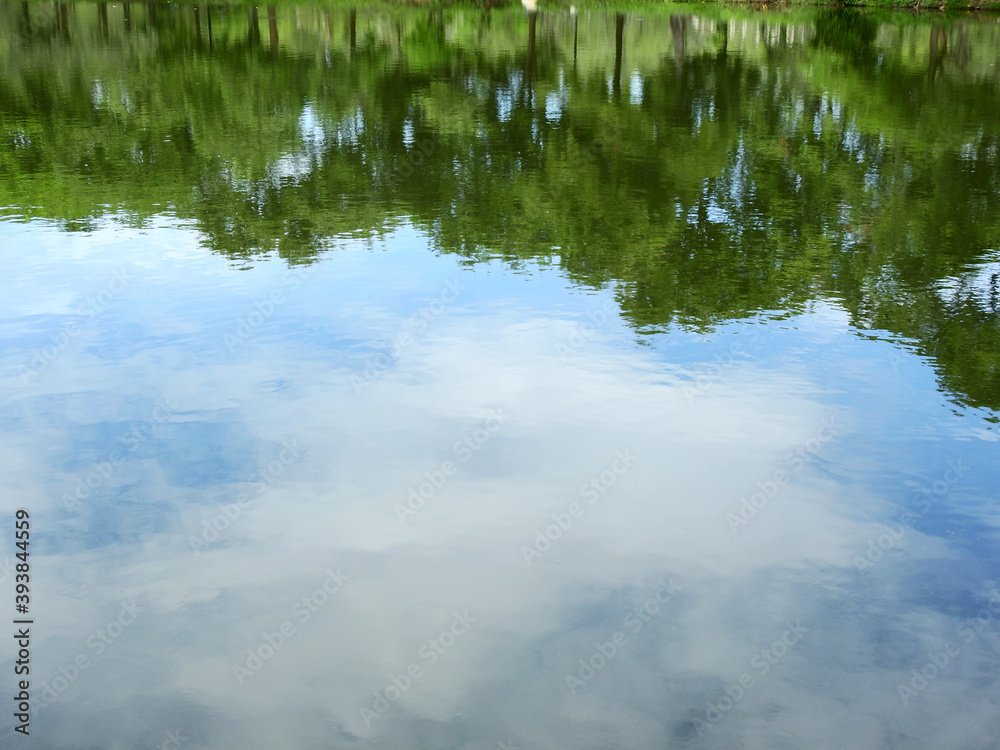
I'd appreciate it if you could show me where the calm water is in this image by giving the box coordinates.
[2,2,1000,748]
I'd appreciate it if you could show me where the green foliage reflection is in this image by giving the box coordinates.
[1,1,998,410]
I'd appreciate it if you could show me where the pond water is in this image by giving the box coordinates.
[2,2,1000,748]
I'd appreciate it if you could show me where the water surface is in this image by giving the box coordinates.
[1,2,1000,748]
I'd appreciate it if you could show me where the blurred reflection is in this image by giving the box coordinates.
[1,2,998,408]
[1,8,999,746]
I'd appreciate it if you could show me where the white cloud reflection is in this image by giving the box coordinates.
[1,222,999,749]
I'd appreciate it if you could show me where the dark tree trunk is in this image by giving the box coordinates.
[525,9,537,83]
[929,26,946,83]
[248,5,260,48]
[613,14,625,100]
[97,3,108,38]
[267,5,278,55]
[670,15,687,79]
[59,3,70,44]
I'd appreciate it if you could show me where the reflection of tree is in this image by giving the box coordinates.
[614,13,624,98]
[670,14,685,78]
[59,2,70,43]
[268,5,279,56]
[929,26,947,82]
[715,17,727,62]
[1,2,999,410]
[525,6,537,82]
[572,6,578,65]
[811,9,877,69]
